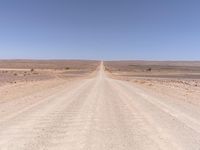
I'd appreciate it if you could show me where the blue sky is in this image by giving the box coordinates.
[0,0,200,60]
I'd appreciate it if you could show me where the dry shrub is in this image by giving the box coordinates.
[148,83,153,86]
[139,80,146,84]
[65,67,70,70]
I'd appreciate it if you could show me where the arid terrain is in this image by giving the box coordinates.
[104,61,200,106]
[0,60,200,150]
[0,60,99,85]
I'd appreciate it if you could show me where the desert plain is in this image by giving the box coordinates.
[0,60,200,149]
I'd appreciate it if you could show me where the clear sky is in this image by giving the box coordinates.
[0,0,200,60]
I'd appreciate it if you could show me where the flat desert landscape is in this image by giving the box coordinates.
[0,60,200,149]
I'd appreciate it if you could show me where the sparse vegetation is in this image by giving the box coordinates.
[65,67,70,70]
[30,68,34,72]
[104,67,112,73]
[146,67,152,72]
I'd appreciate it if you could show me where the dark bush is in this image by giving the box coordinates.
[146,68,152,72]
[65,67,70,70]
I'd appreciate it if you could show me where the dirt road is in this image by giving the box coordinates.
[0,62,200,150]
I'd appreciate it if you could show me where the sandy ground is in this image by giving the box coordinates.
[0,60,99,85]
[0,62,200,149]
